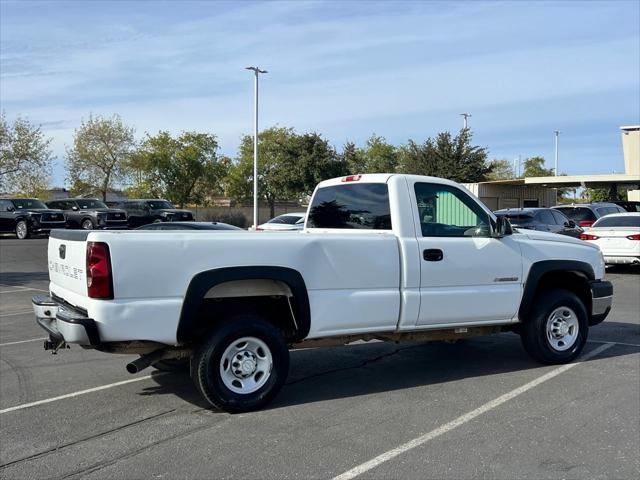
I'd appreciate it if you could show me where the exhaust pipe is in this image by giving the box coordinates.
[125,347,192,374]
[126,349,170,374]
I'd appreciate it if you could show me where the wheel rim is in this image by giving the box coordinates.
[82,220,93,229]
[219,336,273,394]
[16,222,27,239]
[546,306,579,351]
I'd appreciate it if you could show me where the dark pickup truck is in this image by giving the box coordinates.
[0,198,66,239]
[46,198,128,230]
[115,199,194,228]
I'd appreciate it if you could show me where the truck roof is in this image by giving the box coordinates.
[315,173,467,189]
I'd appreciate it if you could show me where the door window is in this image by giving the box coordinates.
[551,210,569,225]
[414,183,491,237]
[538,210,555,225]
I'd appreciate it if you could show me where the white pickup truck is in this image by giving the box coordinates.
[33,174,613,412]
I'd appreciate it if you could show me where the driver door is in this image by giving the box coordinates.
[410,181,523,327]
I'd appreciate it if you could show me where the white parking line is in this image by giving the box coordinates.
[588,339,640,348]
[0,337,46,347]
[332,342,615,480]
[0,374,164,414]
[0,310,33,318]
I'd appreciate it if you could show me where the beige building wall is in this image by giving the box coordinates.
[621,126,640,176]
[463,183,557,210]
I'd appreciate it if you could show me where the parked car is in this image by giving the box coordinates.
[137,221,242,231]
[611,200,640,213]
[115,199,194,228]
[580,213,640,265]
[552,203,626,228]
[0,198,66,239]
[494,208,583,238]
[46,198,128,230]
[257,212,306,231]
[33,173,612,413]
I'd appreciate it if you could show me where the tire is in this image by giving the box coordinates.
[15,220,30,240]
[520,289,588,365]
[153,358,190,373]
[81,219,94,230]
[192,315,289,413]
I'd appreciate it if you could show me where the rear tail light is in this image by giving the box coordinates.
[578,220,595,227]
[86,242,113,299]
[627,234,640,240]
[342,175,362,182]
[580,233,599,241]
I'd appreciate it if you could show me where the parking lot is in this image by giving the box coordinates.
[0,237,638,479]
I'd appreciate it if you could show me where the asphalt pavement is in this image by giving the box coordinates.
[0,236,638,479]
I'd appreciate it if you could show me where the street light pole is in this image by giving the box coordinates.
[460,113,472,130]
[554,130,560,176]
[246,66,267,229]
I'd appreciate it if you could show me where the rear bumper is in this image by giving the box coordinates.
[589,280,613,326]
[604,256,640,265]
[32,295,100,346]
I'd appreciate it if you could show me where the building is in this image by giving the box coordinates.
[465,125,640,210]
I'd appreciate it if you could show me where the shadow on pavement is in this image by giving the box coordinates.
[0,272,49,287]
[606,265,640,275]
[144,335,638,412]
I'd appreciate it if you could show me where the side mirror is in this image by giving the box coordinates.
[493,216,513,238]
[7,206,15,212]
[566,220,576,228]
[72,206,79,211]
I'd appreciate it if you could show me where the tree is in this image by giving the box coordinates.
[289,132,346,196]
[66,114,136,200]
[520,156,554,177]
[341,141,365,174]
[130,131,229,207]
[586,186,627,202]
[486,158,516,181]
[398,129,491,182]
[360,134,398,173]
[227,127,298,221]
[0,112,53,196]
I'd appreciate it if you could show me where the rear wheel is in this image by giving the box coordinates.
[520,289,588,364]
[192,315,289,413]
[15,220,30,240]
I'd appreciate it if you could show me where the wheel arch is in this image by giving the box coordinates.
[519,260,594,321]
[177,266,311,343]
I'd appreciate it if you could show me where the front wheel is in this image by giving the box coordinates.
[192,315,289,413]
[520,289,588,364]
[15,220,30,239]
[81,219,94,230]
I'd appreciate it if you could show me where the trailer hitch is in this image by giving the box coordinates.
[44,337,69,354]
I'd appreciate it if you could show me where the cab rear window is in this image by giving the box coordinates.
[307,183,392,230]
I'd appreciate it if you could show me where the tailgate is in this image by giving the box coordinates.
[48,230,90,296]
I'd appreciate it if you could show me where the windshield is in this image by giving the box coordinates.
[147,200,174,210]
[268,215,304,225]
[593,216,640,228]
[11,199,48,210]
[77,199,107,209]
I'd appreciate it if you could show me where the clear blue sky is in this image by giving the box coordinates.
[1,0,639,186]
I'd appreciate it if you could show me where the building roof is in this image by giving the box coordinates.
[524,174,640,188]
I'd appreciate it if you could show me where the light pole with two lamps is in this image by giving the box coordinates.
[245,66,268,229]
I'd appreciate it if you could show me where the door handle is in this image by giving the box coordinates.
[423,249,443,261]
